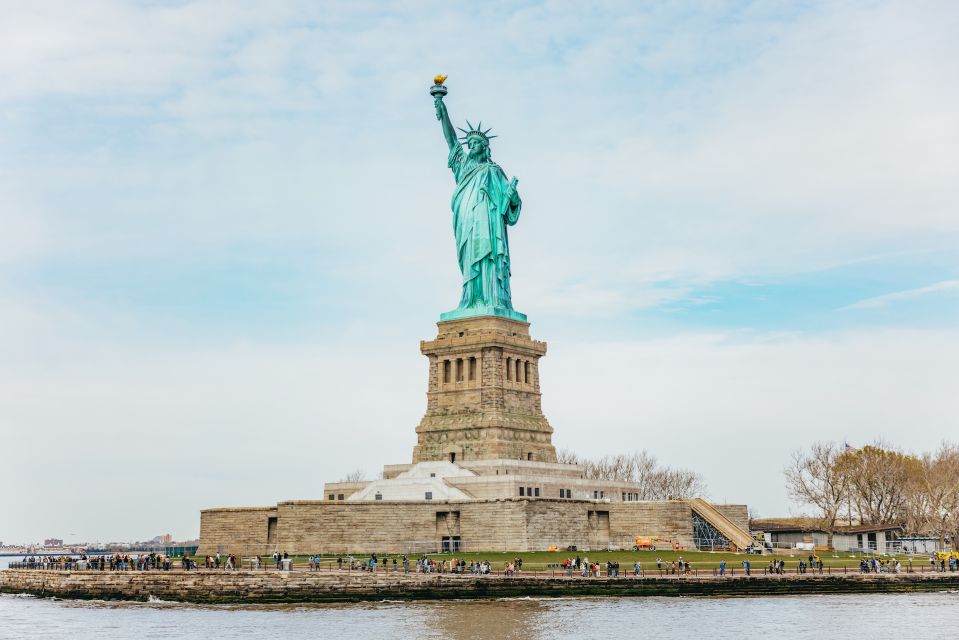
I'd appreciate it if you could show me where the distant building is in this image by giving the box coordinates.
[898,536,941,554]
[751,519,908,553]
[43,538,64,547]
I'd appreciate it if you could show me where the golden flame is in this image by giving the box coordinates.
[433,74,448,85]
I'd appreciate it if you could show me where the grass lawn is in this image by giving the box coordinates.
[194,549,926,573]
[417,549,900,571]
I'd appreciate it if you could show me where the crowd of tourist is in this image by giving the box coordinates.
[200,553,241,570]
[650,556,707,575]
[16,553,176,571]
[237,551,953,577]
[13,550,957,577]
[858,557,902,573]
[17,555,88,570]
[557,555,652,577]
[307,554,499,575]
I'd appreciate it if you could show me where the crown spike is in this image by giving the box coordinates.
[457,120,496,144]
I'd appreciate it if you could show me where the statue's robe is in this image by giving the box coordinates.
[448,144,521,311]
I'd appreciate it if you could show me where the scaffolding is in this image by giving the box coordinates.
[691,511,733,551]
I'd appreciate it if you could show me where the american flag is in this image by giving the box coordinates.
[844,441,857,452]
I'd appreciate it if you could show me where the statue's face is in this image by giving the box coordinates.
[467,136,489,160]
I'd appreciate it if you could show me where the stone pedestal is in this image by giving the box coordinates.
[412,316,557,463]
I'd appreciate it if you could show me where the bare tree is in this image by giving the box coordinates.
[655,467,708,499]
[339,469,367,483]
[909,443,959,548]
[784,442,848,547]
[573,450,707,499]
[630,452,661,499]
[840,444,917,525]
[788,440,959,546]
[947,495,959,556]
[903,459,934,536]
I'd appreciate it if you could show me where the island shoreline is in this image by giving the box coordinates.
[3,569,958,604]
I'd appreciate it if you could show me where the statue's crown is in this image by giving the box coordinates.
[457,120,496,143]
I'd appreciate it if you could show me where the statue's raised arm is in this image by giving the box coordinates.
[431,75,458,151]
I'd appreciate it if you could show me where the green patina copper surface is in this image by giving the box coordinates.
[432,80,527,323]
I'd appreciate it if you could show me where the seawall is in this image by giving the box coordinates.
[3,569,959,604]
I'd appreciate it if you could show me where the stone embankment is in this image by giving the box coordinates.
[3,569,959,603]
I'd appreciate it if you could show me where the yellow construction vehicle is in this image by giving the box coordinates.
[633,536,682,551]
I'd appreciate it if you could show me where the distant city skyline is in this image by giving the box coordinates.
[1,1,957,542]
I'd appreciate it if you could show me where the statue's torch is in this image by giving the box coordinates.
[431,74,448,119]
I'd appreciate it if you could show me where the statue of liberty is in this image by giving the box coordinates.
[431,76,526,322]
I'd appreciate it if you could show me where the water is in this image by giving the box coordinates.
[1,591,957,640]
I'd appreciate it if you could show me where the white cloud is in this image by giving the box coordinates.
[842,280,959,310]
[2,1,956,275]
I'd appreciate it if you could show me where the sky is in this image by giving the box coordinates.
[1,0,957,545]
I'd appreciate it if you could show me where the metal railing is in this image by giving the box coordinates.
[7,557,181,571]
[7,559,954,577]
